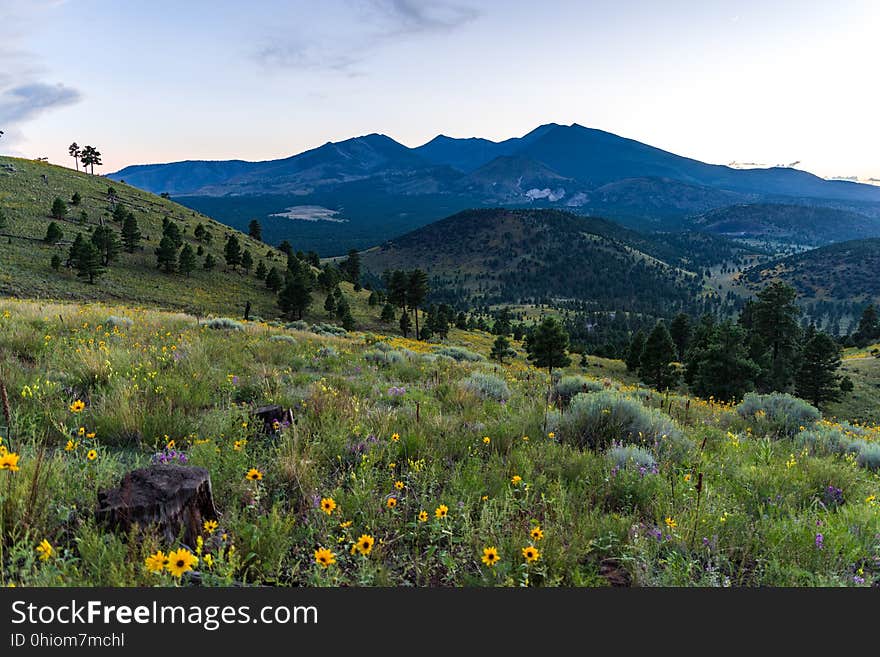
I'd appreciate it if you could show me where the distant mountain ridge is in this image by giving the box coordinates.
[112,123,880,204]
[109,123,880,255]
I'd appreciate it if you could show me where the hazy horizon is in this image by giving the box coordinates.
[1,0,878,181]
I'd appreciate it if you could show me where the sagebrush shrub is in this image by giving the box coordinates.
[206,317,244,331]
[606,444,656,470]
[554,375,604,405]
[737,393,821,438]
[554,390,689,459]
[435,346,484,362]
[460,371,511,401]
[798,422,880,471]
[364,348,406,366]
[104,315,134,329]
[268,335,297,344]
[285,320,309,331]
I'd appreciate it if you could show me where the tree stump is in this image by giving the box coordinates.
[252,404,293,433]
[96,465,218,547]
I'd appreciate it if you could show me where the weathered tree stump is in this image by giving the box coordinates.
[252,404,293,433]
[96,465,218,547]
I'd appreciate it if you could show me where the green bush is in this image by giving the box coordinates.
[554,375,604,405]
[798,422,880,471]
[460,371,510,401]
[606,444,656,471]
[285,320,310,331]
[434,346,484,362]
[104,315,134,329]
[268,334,297,344]
[206,317,244,331]
[364,348,407,366]
[737,393,821,438]
[554,391,689,459]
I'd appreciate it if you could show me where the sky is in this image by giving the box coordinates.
[1,0,878,181]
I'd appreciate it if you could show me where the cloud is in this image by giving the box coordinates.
[0,82,81,125]
[0,1,81,148]
[254,0,480,74]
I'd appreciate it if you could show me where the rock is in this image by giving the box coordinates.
[599,558,632,587]
[96,465,218,547]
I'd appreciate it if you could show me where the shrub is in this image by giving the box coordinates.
[460,371,511,401]
[606,444,657,471]
[364,349,406,366]
[435,346,484,362]
[104,315,133,329]
[205,317,244,331]
[554,391,689,459]
[316,346,337,358]
[554,375,604,405]
[798,422,880,471]
[311,322,347,337]
[285,320,309,331]
[268,335,297,344]
[736,393,820,438]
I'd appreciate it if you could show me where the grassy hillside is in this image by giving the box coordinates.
[0,156,374,323]
[693,203,880,246]
[361,208,712,316]
[738,238,880,306]
[1,297,878,587]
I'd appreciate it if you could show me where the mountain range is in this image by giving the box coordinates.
[110,123,880,255]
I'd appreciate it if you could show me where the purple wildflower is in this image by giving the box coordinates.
[815,533,824,549]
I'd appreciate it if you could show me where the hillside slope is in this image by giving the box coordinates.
[738,238,880,305]
[694,203,880,246]
[361,208,710,315]
[0,156,368,320]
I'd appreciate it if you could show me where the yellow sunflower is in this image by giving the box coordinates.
[481,546,500,567]
[36,539,54,561]
[246,467,263,481]
[355,534,375,556]
[522,546,540,563]
[435,504,449,519]
[144,550,169,574]
[86,449,98,461]
[320,497,337,515]
[530,526,545,541]
[394,480,405,490]
[418,510,428,522]
[69,400,86,413]
[0,452,21,472]
[166,548,198,578]
[203,520,219,534]
[386,497,398,509]
[314,547,336,568]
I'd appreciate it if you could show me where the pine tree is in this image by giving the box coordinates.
[795,331,843,408]
[625,330,646,372]
[203,253,216,271]
[71,191,82,206]
[194,223,206,242]
[324,293,336,315]
[241,249,253,274]
[386,270,409,311]
[399,309,412,337]
[91,225,121,265]
[265,266,283,293]
[853,304,879,346]
[73,240,105,284]
[669,312,692,361]
[342,249,361,285]
[490,335,514,363]
[50,197,67,220]
[688,321,761,402]
[155,235,178,273]
[380,303,396,322]
[525,317,571,377]
[278,240,293,257]
[121,212,142,253]
[749,281,802,392]
[455,312,468,330]
[248,219,262,242]
[368,291,378,307]
[178,243,197,277]
[44,221,64,243]
[639,320,679,390]
[407,269,429,339]
[224,234,242,271]
[50,254,61,271]
[255,260,267,280]
[161,218,183,249]
[278,272,312,320]
[492,308,512,336]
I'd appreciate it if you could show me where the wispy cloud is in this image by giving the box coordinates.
[0,82,81,125]
[254,0,480,75]
[0,1,82,149]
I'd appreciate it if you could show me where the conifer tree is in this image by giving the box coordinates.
[224,234,242,271]
[625,330,645,372]
[50,197,67,220]
[795,331,843,407]
[44,221,63,243]
[399,309,412,337]
[178,243,196,277]
[121,212,142,252]
[203,253,216,270]
[248,219,262,242]
[639,320,678,389]
[490,335,514,363]
[265,266,283,293]
[525,317,571,377]
[91,225,121,266]
[155,235,178,273]
[241,249,253,274]
[255,260,267,280]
